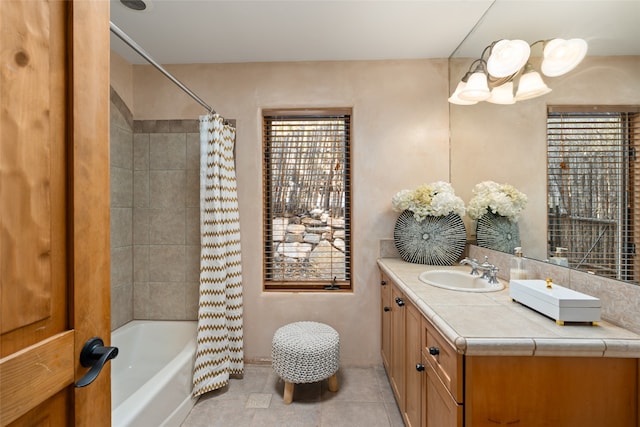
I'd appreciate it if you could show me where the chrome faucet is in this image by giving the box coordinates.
[461,256,500,284]
[459,257,480,275]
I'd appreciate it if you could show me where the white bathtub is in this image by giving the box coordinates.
[111,320,198,427]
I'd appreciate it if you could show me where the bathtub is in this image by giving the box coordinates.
[111,320,198,427]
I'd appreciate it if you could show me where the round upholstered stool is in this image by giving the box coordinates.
[271,321,340,404]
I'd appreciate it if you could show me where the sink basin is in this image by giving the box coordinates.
[418,270,504,292]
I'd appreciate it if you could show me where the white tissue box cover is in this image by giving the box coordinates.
[509,279,601,323]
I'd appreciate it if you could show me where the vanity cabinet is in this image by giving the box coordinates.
[380,272,423,426]
[380,268,639,427]
[381,273,459,427]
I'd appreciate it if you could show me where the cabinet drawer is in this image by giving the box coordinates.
[424,323,463,403]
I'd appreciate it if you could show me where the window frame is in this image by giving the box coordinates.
[262,108,353,292]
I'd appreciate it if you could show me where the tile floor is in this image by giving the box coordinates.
[181,364,405,427]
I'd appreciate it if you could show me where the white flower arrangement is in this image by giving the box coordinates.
[392,181,466,222]
[467,181,528,222]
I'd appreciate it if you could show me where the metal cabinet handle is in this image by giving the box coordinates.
[380,280,386,286]
[395,297,405,307]
[428,346,440,356]
[75,337,119,388]
[383,306,391,312]
[416,363,425,372]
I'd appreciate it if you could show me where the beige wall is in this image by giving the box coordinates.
[114,59,450,365]
[450,56,640,260]
[110,51,134,112]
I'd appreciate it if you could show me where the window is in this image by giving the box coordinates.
[547,106,640,281]
[263,109,352,291]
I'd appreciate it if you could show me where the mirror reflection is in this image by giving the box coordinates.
[547,107,640,282]
[448,1,640,284]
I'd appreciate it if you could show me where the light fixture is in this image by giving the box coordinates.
[541,38,588,77]
[486,81,516,105]
[448,37,587,105]
[486,39,531,78]
[515,63,552,101]
[448,72,478,105]
[458,60,491,102]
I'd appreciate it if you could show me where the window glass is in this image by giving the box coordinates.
[263,109,352,291]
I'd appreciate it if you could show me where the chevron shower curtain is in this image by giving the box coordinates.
[192,114,244,397]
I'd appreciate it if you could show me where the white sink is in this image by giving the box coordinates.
[418,269,504,293]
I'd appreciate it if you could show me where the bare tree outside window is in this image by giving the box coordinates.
[263,109,352,291]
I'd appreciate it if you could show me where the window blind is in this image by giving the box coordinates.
[547,107,640,281]
[263,109,352,290]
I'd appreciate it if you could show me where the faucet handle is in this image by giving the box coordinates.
[471,264,480,275]
[488,266,500,284]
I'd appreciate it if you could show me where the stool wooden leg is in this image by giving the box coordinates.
[283,381,294,404]
[328,373,339,392]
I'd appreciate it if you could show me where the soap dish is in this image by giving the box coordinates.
[509,279,601,325]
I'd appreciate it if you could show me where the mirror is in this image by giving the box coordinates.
[448,1,640,284]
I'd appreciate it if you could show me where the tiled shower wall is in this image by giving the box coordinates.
[132,118,201,321]
[110,89,134,330]
[110,88,201,330]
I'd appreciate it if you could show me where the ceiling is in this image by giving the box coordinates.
[110,0,640,65]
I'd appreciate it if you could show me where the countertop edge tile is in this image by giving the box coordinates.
[604,339,640,357]
[533,338,606,357]
[463,338,535,356]
[431,314,465,351]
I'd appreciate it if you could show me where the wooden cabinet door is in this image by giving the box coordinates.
[403,301,423,427]
[0,1,111,425]
[465,356,638,427]
[425,361,463,427]
[389,284,406,406]
[380,273,392,371]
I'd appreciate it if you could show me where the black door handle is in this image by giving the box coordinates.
[75,337,119,388]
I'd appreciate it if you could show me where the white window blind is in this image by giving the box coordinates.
[263,109,352,291]
[547,107,640,281]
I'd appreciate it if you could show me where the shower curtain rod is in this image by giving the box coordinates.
[110,21,216,114]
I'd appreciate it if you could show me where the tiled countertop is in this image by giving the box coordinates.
[378,257,640,357]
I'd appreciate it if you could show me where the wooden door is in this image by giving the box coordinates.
[1,1,111,426]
